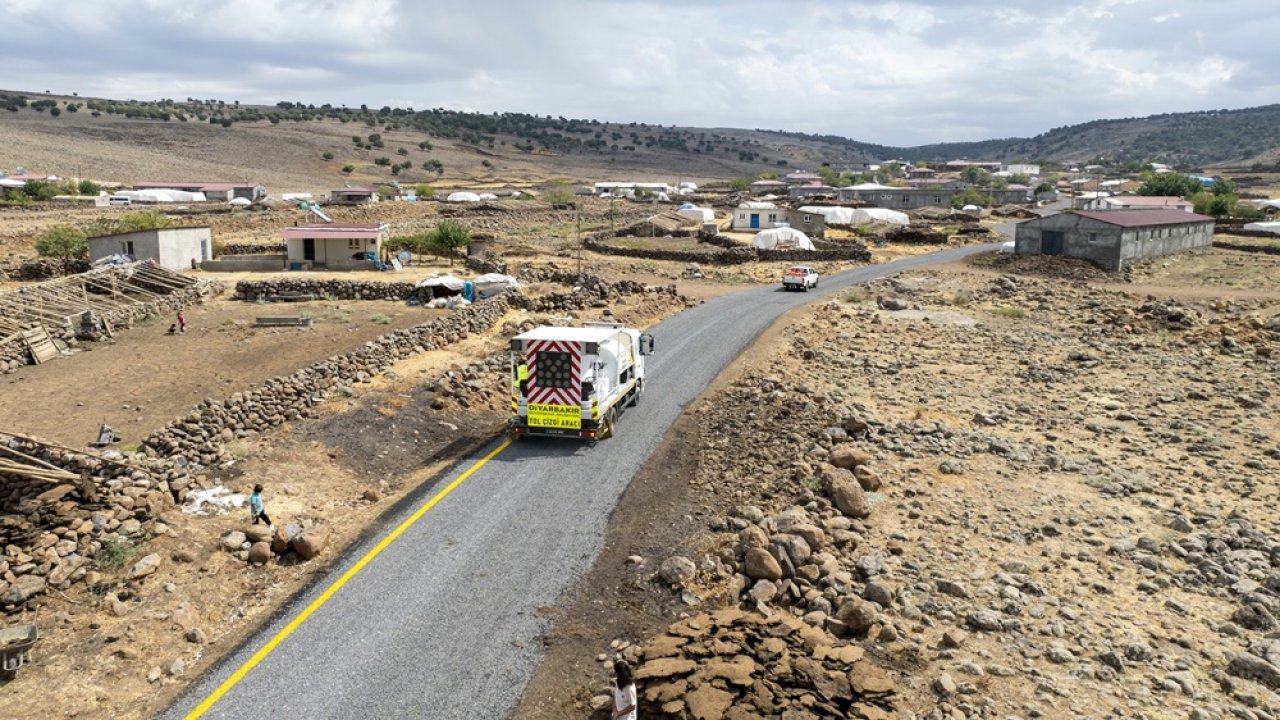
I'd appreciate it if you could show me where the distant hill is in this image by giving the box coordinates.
[1,90,1277,190]
[765,104,1280,168]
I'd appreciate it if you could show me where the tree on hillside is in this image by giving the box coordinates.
[1136,172,1201,197]
[424,220,470,265]
[962,166,992,186]
[542,179,574,205]
[414,184,434,198]
[35,225,88,271]
[951,188,994,209]
[728,177,749,191]
[118,211,173,233]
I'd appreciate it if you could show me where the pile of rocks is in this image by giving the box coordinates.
[217,242,285,256]
[219,519,330,567]
[0,434,179,611]
[139,295,512,468]
[0,258,91,281]
[885,226,950,245]
[623,608,896,719]
[235,278,416,302]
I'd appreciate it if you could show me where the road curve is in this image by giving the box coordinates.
[163,243,999,720]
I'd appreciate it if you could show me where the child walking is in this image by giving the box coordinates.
[250,484,273,529]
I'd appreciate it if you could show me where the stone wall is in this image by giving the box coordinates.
[584,237,870,265]
[201,254,287,272]
[235,278,417,302]
[0,434,181,608]
[218,242,286,255]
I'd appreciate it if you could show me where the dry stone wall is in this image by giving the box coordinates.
[235,278,417,302]
[0,434,180,610]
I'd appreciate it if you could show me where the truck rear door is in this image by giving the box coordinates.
[525,339,584,431]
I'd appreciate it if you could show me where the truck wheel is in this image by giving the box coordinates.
[630,381,643,407]
[601,409,617,440]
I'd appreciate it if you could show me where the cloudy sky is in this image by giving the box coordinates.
[1,0,1276,146]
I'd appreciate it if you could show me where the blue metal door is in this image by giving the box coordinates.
[750,213,760,229]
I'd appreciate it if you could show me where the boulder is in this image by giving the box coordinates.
[830,474,871,519]
[244,525,274,544]
[1,575,46,604]
[127,553,162,580]
[744,547,783,581]
[853,465,882,492]
[659,556,697,586]
[292,525,330,560]
[220,531,247,552]
[247,542,272,565]
[829,445,873,470]
[836,598,878,635]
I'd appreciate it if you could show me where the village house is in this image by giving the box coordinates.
[87,226,213,271]
[132,181,265,202]
[783,170,822,186]
[330,184,380,204]
[282,223,387,270]
[1095,195,1193,212]
[1003,163,1041,176]
[788,182,837,200]
[1014,209,1214,271]
[748,179,787,195]
[730,203,825,237]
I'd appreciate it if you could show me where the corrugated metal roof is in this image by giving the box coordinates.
[1073,209,1213,227]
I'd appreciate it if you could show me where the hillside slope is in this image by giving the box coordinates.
[1,91,1278,190]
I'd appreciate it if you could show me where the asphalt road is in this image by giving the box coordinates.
[164,242,1000,720]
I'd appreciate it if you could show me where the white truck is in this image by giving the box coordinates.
[509,322,654,441]
[782,265,819,291]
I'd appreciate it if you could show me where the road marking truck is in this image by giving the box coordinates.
[508,322,655,441]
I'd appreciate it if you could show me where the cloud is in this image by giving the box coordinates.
[0,0,1276,145]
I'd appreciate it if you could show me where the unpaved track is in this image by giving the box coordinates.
[163,243,999,720]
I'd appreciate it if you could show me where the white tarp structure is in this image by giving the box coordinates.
[1243,221,1280,235]
[416,275,466,291]
[114,189,207,203]
[738,201,777,210]
[847,182,896,191]
[0,178,26,189]
[799,205,857,225]
[228,197,252,206]
[676,205,714,223]
[477,192,498,201]
[471,273,520,298]
[751,227,814,251]
[447,192,481,203]
[851,208,909,226]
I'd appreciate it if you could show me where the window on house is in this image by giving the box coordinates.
[348,239,361,249]
[803,215,812,224]
[935,196,943,204]
[1087,233,1097,244]
[768,213,777,222]
[122,241,135,256]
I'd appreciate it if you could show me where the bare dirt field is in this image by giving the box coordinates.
[517,248,1280,719]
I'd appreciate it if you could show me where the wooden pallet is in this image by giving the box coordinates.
[21,326,59,364]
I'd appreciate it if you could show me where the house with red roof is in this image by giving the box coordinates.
[282,223,388,270]
[1014,209,1214,271]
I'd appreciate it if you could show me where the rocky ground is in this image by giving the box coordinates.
[518,250,1280,720]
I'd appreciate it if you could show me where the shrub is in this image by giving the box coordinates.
[341,164,354,174]
[728,177,749,191]
[374,157,391,166]
[322,151,334,161]
[424,219,471,264]
[542,178,574,205]
[396,148,408,156]
[94,537,140,571]
[35,225,88,269]
[78,179,100,195]
[118,210,172,232]
[23,180,59,201]
[992,306,1026,319]
[414,183,434,198]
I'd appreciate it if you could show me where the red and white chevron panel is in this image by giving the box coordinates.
[526,339,582,406]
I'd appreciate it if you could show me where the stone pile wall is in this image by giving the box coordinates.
[235,278,417,302]
[0,258,91,281]
[139,296,513,466]
[218,242,286,256]
[0,435,180,609]
[584,236,870,265]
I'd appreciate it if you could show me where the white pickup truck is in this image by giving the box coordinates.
[782,265,819,291]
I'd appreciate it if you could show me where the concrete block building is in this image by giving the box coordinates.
[87,226,213,270]
[282,223,387,270]
[1014,209,1214,271]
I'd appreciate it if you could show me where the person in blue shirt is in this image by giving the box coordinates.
[249,484,272,528]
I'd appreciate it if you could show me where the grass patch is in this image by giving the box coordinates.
[845,289,866,303]
[950,292,971,307]
[992,306,1026,319]
[799,475,826,493]
[368,313,392,325]
[224,439,252,459]
[94,537,140,571]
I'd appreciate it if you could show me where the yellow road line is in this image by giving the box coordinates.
[184,438,512,719]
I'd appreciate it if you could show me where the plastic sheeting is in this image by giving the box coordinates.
[851,208,909,226]
[478,192,498,200]
[115,189,207,203]
[228,197,252,206]
[751,227,814,251]
[1243,222,1280,235]
[677,206,715,223]
[798,205,856,225]
[447,192,481,203]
